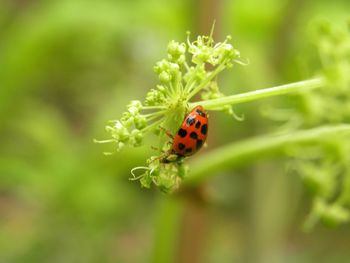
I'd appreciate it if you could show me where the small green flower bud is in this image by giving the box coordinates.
[167,40,186,64]
[145,87,167,106]
[177,54,186,64]
[123,116,134,127]
[140,174,152,188]
[194,48,211,64]
[134,116,147,130]
[222,43,234,55]
[154,59,170,74]
[130,129,143,146]
[169,62,180,72]
[112,121,130,141]
[129,100,142,107]
[128,106,139,115]
[128,100,142,111]
[117,142,125,151]
[168,41,186,55]
[159,71,171,83]
[168,40,178,54]
[157,85,166,93]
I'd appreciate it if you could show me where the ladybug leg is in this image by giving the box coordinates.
[149,149,172,164]
[151,141,172,153]
[159,126,174,139]
[151,145,161,152]
[148,155,163,163]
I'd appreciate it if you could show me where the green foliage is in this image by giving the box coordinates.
[283,22,350,228]
[1,0,350,262]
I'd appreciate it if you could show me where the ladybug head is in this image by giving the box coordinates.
[193,105,204,112]
[192,105,207,117]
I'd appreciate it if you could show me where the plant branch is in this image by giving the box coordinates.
[151,196,184,263]
[186,64,226,100]
[184,124,350,186]
[189,77,326,109]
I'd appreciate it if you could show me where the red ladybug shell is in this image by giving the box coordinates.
[171,105,208,157]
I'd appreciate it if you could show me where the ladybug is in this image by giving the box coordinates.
[162,105,208,163]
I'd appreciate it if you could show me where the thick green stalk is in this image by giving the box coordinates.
[189,77,325,109]
[151,196,184,263]
[185,124,350,186]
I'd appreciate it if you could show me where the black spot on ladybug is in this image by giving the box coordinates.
[178,128,187,138]
[196,139,203,149]
[178,143,185,150]
[186,116,195,126]
[195,120,201,129]
[185,148,192,153]
[196,109,206,117]
[201,124,208,135]
[190,132,198,139]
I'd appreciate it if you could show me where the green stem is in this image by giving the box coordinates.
[184,81,196,95]
[184,124,350,186]
[183,63,201,94]
[187,64,226,100]
[169,82,176,97]
[142,118,164,132]
[189,77,326,109]
[144,110,167,119]
[151,196,184,263]
[143,105,167,110]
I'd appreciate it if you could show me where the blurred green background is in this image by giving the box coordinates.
[0,0,350,262]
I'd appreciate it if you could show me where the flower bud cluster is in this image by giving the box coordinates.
[167,40,186,64]
[259,22,350,228]
[145,85,168,106]
[154,59,181,84]
[188,34,240,67]
[105,100,146,151]
[135,157,187,193]
[303,21,350,126]
[302,24,350,226]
